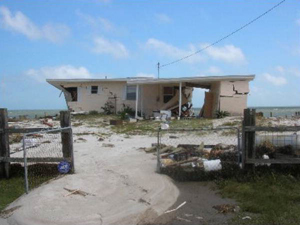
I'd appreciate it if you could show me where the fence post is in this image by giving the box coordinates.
[156,128,161,173]
[60,111,74,173]
[0,108,10,178]
[242,108,256,170]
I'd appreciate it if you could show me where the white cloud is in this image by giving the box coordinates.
[201,44,246,64]
[207,66,222,74]
[276,66,300,77]
[144,38,246,64]
[263,73,287,86]
[136,73,155,78]
[92,37,129,58]
[76,11,114,32]
[26,65,93,82]
[155,14,172,23]
[0,6,70,43]
[145,38,205,63]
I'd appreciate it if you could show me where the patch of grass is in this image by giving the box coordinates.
[221,120,241,127]
[72,114,119,126]
[220,129,238,136]
[0,164,60,211]
[111,118,213,135]
[218,173,300,225]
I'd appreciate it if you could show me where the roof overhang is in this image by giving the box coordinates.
[127,75,255,85]
[46,75,255,90]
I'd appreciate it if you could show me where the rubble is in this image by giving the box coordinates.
[102,143,115,148]
[157,143,237,172]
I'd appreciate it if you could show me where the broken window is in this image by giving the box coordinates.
[65,87,77,102]
[126,85,136,100]
[91,86,98,94]
[163,87,174,103]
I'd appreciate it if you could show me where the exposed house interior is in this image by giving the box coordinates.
[47,75,255,119]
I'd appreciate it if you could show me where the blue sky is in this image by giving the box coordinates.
[0,0,299,109]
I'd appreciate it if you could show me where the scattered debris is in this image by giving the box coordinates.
[195,216,203,220]
[102,143,115,148]
[42,119,53,127]
[77,137,87,142]
[110,120,123,126]
[144,146,157,153]
[176,216,191,223]
[213,204,237,214]
[98,137,105,141]
[164,201,186,214]
[28,133,43,138]
[242,216,252,220]
[0,205,22,219]
[169,135,178,139]
[63,187,95,197]
[129,118,137,123]
[157,143,237,171]
[138,198,150,205]
[184,213,193,217]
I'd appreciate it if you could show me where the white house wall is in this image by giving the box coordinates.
[218,80,250,116]
[62,82,136,113]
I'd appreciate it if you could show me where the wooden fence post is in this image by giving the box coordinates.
[242,108,256,170]
[0,108,10,178]
[60,111,74,173]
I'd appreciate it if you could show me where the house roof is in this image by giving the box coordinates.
[47,75,255,86]
[127,75,255,85]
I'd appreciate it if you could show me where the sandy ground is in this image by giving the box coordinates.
[4,123,180,225]
[3,116,300,225]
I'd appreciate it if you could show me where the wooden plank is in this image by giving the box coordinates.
[244,126,300,132]
[0,108,10,178]
[246,158,300,164]
[60,111,74,173]
[0,157,68,163]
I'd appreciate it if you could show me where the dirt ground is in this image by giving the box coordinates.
[142,182,237,225]
[3,117,244,225]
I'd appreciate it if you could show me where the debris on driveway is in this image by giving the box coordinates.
[63,187,95,197]
[164,201,186,214]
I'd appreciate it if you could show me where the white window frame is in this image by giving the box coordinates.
[126,85,137,101]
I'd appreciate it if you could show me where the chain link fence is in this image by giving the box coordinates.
[156,128,241,181]
[22,127,71,193]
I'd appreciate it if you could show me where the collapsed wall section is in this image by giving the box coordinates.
[219,81,250,116]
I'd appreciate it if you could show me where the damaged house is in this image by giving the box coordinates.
[46,75,255,119]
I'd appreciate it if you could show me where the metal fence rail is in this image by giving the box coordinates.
[23,127,72,193]
[156,127,241,179]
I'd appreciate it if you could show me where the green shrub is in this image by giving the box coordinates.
[118,104,135,120]
[88,110,99,115]
[101,101,115,115]
[215,110,230,118]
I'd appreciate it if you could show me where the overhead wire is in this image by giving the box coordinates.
[160,0,286,68]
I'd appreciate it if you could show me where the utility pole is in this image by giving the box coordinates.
[157,62,160,79]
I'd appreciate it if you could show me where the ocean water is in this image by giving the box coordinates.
[8,109,63,119]
[7,106,300,119]
[249,107,300,118]
[193,107,300,118]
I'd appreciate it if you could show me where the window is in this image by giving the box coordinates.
[163,87,174,103]
[91,86,98,94]
[126,85,136,100]
[65,87,78,102]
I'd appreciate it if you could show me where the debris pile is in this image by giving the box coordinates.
[145,143,238,172]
